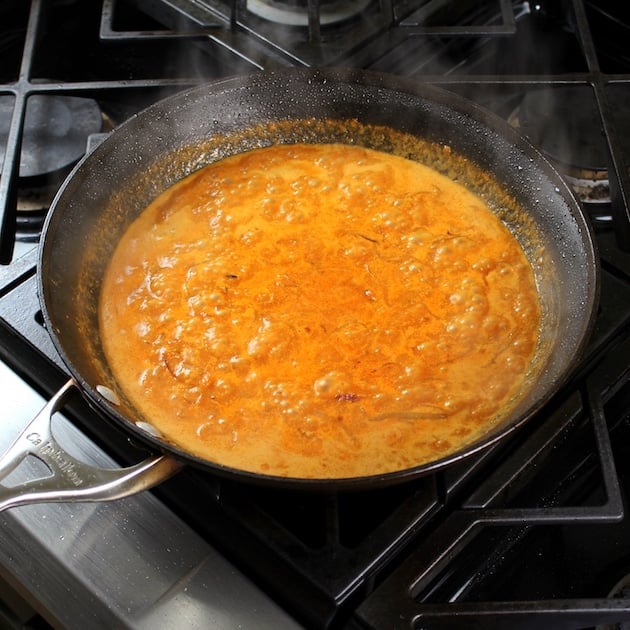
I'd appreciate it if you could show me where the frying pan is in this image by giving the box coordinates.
[0,68,599,510]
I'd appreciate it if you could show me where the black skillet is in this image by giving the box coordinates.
[0,68,599,510]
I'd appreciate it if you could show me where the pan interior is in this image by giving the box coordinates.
[39,71,598,486]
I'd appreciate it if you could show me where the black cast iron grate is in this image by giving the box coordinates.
[1,1,630,629]
[356,330,630,629]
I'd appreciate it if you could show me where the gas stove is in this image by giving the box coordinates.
[1,1,630,629]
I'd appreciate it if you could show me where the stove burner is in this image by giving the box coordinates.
[246,0,371,27]
[518,87,606,171]
[508,86,630,204]
[0,94,102,179]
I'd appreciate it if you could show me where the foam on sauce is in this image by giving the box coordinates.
[99,143,541,478]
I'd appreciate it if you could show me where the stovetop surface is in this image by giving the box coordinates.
[1,1,630,629]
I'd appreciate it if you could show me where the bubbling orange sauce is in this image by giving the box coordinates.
[99,143,541,478]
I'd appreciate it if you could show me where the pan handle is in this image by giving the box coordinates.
[0,380,183,512]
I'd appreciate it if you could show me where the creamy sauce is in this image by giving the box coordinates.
[99,143,541,478]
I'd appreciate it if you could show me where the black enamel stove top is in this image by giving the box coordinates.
[0,1,630,628]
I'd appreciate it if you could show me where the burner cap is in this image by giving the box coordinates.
[247,0,371,26]
[518,86,630,172]
[0,94,102,179]
[519,86,603,171]
[510,86,630,204]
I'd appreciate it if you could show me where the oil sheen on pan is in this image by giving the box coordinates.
[99,142,541,479]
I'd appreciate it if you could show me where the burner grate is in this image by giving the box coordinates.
[356,332,630,629]
[1,1,630,628]
[0,0,255,264]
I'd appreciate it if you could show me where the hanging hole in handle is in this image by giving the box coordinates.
[0,380,184,511]
[34,309,46,328]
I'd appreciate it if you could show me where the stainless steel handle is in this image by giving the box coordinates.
[0,379,183,512]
